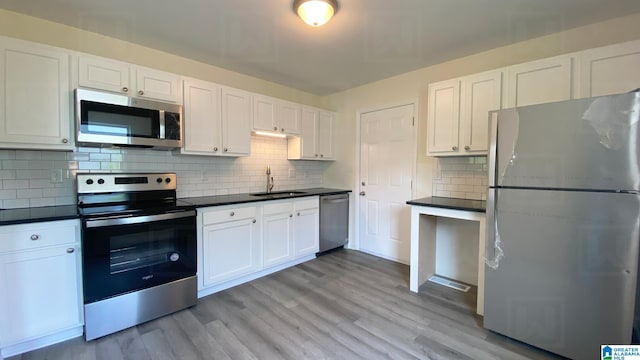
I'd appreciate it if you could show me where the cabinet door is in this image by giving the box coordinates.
[182,79,221,155]
[277,100,300,135]
[459,71,502,154]
[252,94,277,131]
[317,111,334,160]
[0,245,82,347]
[577,40,640,98]
[263,202,294,268]
[221,87,251,156]
[427,79,460,155]
[0,39,73,150]
[135,67,181,103]
[78,55,130,95]
[201,217,260,287]
[299,107,318,159]
[504,55,572,108]
[293,200,319,258]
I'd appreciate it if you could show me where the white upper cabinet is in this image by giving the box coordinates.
[277,100,301,135]
[252,94,278,132]
[252,94,301,136]
[182,79,221,155]
[0,37,73,150]
[503,55,572,108]
[576,40,640,98]
[459,70,502,154]
[220,86,251,156]
[181,79,250,157]
[427,71,501,156]
[78,55,181,103]
[288,106,334,160]
[427,79,461,155]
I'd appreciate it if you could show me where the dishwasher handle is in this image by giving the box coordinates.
[323,197,348,204]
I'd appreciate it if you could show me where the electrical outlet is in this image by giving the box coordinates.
[50,169,64,183]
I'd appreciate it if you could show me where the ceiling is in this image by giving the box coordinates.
[2,0,640,95]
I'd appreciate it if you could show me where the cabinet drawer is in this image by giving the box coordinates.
[0,220,79,253]
[263,201,293,215]
[294,198,319,211]
[202,206,257,225]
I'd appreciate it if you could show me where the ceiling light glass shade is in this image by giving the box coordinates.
[294,0,338,27]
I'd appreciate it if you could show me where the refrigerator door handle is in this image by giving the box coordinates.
[487,111,498,187]
[485,188,503,269]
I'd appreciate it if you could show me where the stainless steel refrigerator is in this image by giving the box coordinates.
[484,91,640,360]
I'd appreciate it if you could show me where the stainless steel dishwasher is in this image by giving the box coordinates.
[319,193,349,254]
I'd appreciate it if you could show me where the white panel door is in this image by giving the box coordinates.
[359,104,414,263]
[427,79,460,154]
[504,55,572,108]
[0,39,72,149]
[252,94,277,131]
[0,246,82,347]
[577,40,640,98]
[221,86,251,156]
[182,79,221,155]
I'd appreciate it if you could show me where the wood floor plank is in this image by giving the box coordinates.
[12,249,562,360]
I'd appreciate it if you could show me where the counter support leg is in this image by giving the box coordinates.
[410,209,436,292]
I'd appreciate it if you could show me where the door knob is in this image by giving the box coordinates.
[359,191,366,196]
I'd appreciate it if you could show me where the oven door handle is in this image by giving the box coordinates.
[84,210,196,228]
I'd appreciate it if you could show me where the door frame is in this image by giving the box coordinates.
[352,99,418,258]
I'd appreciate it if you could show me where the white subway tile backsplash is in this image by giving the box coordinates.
[432,157,488,200]
[0,136,328,209]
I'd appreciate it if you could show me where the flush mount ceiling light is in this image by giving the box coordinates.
[293,0,339,27]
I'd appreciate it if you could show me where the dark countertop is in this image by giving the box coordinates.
[406,196,486,213]
[180,188,351,207]
[0,188,351,226]
[0,205,80,226]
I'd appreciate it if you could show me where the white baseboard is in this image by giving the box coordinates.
[0,326,83,358]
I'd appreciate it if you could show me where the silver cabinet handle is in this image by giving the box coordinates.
[281,128,285,132]
[361,182,366,186]
[223,148,228,152]
[67,248,75,254]
[122,87,129,93]
[315,154,318,157]
[62,138,68,144]
[320,154,324,158]
[273,126,278,131]
[230,211,235,217]
[252,219,256,224]
[30,234,39,240]
[297,212,300,216]
[452,146,458,151]
[289,214,293,218]
[138,90,144,95]
[464,145,471,151]
[213,147,218,152]
[359,191,366,196]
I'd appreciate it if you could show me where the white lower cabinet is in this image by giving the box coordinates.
[200,205,260,288]
[198,197,320,296]
[0,219,83,358]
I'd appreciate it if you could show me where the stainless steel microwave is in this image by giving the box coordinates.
[75,88,182,149]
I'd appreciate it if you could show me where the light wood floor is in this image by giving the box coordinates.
[9,249,565,360]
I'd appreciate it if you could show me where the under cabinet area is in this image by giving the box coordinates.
[0,219,83,358]
[0,36,73,151]
[181,79,251,157]
[197,197,320,298]
[78,54,181,103]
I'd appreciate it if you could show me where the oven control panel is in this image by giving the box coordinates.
[77,173,177,194]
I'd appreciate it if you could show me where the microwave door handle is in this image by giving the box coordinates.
[159,110,166,139]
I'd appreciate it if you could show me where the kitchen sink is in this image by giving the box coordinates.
[250,191,307,197]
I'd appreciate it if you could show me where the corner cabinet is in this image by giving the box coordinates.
[288,106,335,160]
[0,37,73,151]
[427,70,501,156]
[0,219,83,358]
[78,54,181,103]
[181,79,250,157]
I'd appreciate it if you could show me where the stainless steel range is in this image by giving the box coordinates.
[77,173,197,341]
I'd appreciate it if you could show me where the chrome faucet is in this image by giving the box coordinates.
[266,166,274,194]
